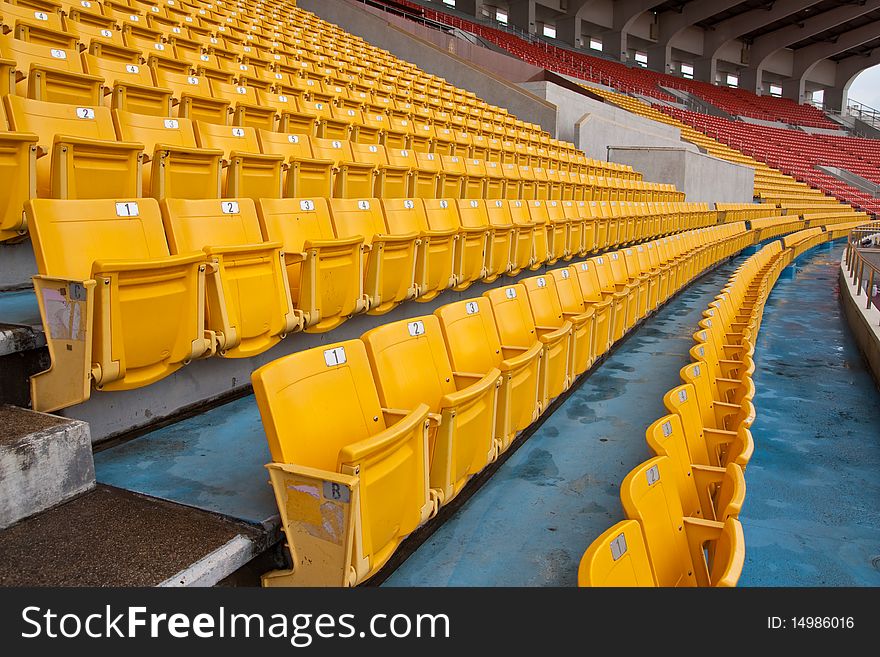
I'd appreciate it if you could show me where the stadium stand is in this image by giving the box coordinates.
[0,0,876,591]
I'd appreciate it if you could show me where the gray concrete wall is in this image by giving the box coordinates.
[0,406,93,528]
[297,0,557,135]
[59,255,602,443]
[0,240,36,291]
[518,80,695,155]
[608,147,755,203]
[839,256,880,388]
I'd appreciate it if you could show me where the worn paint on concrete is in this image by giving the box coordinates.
[0,289,40,326]
[383,257,750,586]
[740,243,880,587]
[94,395,276,527]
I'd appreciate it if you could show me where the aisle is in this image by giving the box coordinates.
[384,256,751,586]
[740,244,880,586]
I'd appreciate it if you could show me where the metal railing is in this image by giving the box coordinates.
[844,221,880,319]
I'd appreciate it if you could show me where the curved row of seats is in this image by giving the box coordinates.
[0,0,686,243]
[715,203,781,223]
[249,221,754,587]
[576,223,851,587]
[26,194,718,412]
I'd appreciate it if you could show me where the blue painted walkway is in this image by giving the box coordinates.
[740,243,880,586]
[384,256,751,586]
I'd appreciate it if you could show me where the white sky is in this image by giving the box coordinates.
[848,64,880,109]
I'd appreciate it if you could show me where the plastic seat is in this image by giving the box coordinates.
[412,151,441,198]
[362,315,500,506]
[211,79,277,130]
[434,298,541,452]
[151,66,230,124]
[506,199,540,274]
[6,94,141,199]
[252,340,434,587]
[578,520,657,587]
[0,32,102,104]
[0,1,75,48]
[380,198,456,302]
[645,414,746,521]
[193,121,283,199]
[310,137,374,198]
[587,255,630,342]
[328,197,419,315]
[438,154,466,198]
[257,197,368,333]
[549,266,598,372]
[82,52,172,116]
[452,199,491,291]
[621,456,745,587]
[664,383,756,469]
[483,283,571,408]
[0,117,38,242]
[679,361,748,431]
[113,110,223,199]
[482,199,516,281]
[27,197,211,412]
[256,130,334,199]
[350,141,410,198]
[622,246,657,315]
[160,198,299,357]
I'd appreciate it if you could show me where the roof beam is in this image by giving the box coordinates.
[749,0,880,71]
[792,18,880,78]
[647,0,735,72]
[702,0,821,61]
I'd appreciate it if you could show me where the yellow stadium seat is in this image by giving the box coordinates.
[380,198,456,302]
[645,414,746,522]
[588,255,630,342]
[578,520,657,587]
[310,136,374,198]
[482,199,516,281]
[438,154,466,198]
[82,53,173,116]
[350,141,410,198]
[362,315,500,506]
[412,150,441,198]
[193,121,284,199]
[452,199,491,291]
[5,94,141,199]
[256,197,369,332]
[256,130,334,199]
[253,340,434,587]
[151,66,230,125]
[0,32,102,104]
[211,79,277,130]
[548,266,597,374]
[160,198,299,357]
[608,249,646,322]
[1,2,75,49]
[622,246,657,314]
[483,283,571,408]
[621,456,745,587]
[113,110,223,199]
[0,127,38,243]
[328,197,419,315]
[27,197,211,412]
[679,360,747,431]
[663,383,756,469]
[434,297,541,452]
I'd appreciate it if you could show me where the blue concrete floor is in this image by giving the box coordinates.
[740,243,880,586]
[0,289,40,326]
[384,257,751,586]
[94,395,276,526]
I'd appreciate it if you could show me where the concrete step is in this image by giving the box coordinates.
[0,484,270,586]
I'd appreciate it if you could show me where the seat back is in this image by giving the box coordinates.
[522,274,565,329]
[549,267,587,314]
[662,383,711,466]
[645,414,702,518]
[483,284,538,349]
[361,315,453,413]
[194,121,262,158]
[29,196,169,279]
[621,456,696,587]
[160,197,265,252]
[327,197,385,246]
[577,520,656,587]
[434,298,503,373]
[113,109,199,151]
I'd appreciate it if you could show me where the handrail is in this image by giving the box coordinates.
[843,221,880,319]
